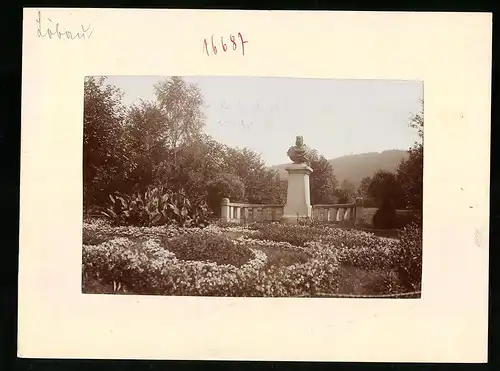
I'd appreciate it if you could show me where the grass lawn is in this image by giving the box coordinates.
[82,219,422,297]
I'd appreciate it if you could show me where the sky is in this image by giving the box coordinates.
[104,75,423,166]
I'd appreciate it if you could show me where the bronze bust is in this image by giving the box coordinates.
[287,135,309,164]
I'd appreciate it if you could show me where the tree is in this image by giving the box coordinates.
[207,173,246,215]
[409,100,424,140]
[340,179,356,202]
[308,152,337,204]
[154,134,228,208]
[153,76,205,153]
[122,77,209,197]
[83,76,128,210]
[368,170,404,206]
[397,101,423,211]
[368,170,404,229]
[254,169,287,204]
[277,179,288,203]
[397,145,423,210]
[123,100,168,192]
[333,188,350,204]
[222,147,268,203]
[358,176,372,198]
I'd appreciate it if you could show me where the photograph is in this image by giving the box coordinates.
[82,75,424,298]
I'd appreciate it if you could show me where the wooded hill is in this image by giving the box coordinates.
[270,150,409,188]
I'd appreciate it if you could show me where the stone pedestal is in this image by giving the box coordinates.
[281,163,313,224]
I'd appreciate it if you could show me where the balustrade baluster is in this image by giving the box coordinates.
[337,208,344,222]
[344,207,351,222]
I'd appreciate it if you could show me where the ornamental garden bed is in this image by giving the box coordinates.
[82,219,422,297]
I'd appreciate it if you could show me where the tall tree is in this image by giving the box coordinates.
[165,134,227,203]
[123,77,208,195]
[83,76,128,210]
[397,101,423,211]
[368,170,404,207]
[153,76,205,152]
[222,147,264,203]
[308,152,337,204]
[123,100,167,191]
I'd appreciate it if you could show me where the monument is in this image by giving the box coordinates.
[281,136,314,224]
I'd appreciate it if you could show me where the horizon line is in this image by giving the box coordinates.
[265,148,409,167]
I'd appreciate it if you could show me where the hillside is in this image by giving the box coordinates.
[270,150,409,188]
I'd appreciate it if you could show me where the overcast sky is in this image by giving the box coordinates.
[104,75,422,166]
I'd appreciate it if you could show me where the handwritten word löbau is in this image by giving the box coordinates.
[203,33,248,56]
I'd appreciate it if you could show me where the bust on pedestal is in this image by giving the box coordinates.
[281,136,313,224]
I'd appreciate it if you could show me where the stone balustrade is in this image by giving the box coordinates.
[220,198,284,224]
[312,198,364,225]
[220,197,364,226]
[220,137,365,226]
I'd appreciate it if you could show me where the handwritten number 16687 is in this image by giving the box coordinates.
[203,33,248,56]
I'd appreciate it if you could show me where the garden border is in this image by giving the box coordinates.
[298,291,421,298]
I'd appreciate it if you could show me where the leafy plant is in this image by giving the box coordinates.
[101,185,212,227]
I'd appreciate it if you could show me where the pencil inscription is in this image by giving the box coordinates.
[36,10,94,40]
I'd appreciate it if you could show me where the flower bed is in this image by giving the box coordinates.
[82,219,422,297]
[160,233,254,267]
[248,223,401,271]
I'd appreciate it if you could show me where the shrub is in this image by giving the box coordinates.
[393,223,422,291]
[394,210,421,229]
[161,233,254,267]
[372,199,398,229]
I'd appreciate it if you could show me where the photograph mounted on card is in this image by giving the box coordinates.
[19,8,491,362]
[82,75,423,299]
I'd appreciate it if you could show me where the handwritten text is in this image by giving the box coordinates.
[212,100,280,113]
[36,10,94,40]
[203,33,248,56]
